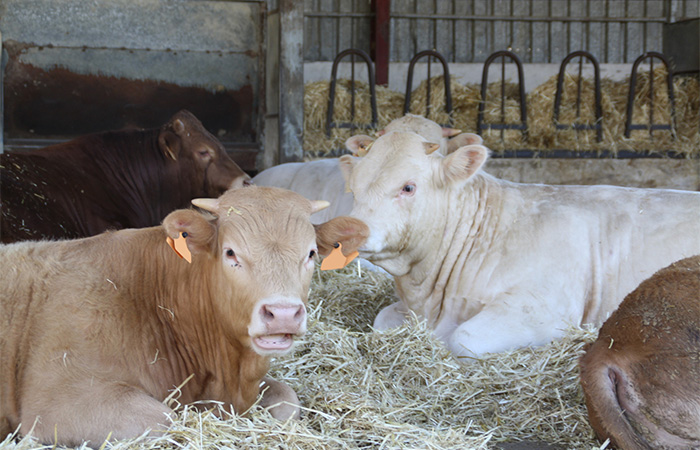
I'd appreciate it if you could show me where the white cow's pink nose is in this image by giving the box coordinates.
[260,304,306,331]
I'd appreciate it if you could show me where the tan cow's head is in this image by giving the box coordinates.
[158,110,252,197]
[339,131,488,276]
[162,186,368,356]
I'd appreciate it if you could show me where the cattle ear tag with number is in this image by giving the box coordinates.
[166,232,192,263]
[321,242,359,271]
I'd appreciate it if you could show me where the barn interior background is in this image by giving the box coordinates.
[1,0,699,188]
[1,1,700,449]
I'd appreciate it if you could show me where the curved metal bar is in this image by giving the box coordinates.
[476,50,527,141]
[403,49,453,127]
[553,51,603,142]
[325,48,378,138]
[624,51,676,139]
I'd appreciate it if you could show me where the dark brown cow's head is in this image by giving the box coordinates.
[158,110,251,197]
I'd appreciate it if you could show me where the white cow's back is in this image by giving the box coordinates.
[253,159,353,225]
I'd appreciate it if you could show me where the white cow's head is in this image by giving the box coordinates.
[339,131,488,276]
[345,114,482,157]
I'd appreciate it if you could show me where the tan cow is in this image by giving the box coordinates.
[579,255,700,450]
[339,131,700,358]
[0,186,367,446]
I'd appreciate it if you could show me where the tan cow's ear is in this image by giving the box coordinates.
[314,216,369,257]
[192,198,219,214]
[438,144,489,186]
[163,209,217,256]
[446,133,483,154]
[338,155,356,193]
[345,135,375,157]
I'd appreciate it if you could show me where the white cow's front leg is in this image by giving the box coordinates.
[373,301,410,330]
[447,308,567,360]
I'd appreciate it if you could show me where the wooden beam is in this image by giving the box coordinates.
[278,0,304,163]
[372,0,390,86]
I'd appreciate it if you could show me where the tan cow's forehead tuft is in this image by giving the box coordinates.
[217,186,314,216]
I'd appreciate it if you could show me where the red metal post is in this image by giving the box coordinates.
[372,0,390,86]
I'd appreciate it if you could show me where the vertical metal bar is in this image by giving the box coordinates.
[604,0,609,63]
[500,56,506,141]
[351,53,356,133]
[547,0,552,63]
[649,57,654,137]
[576,56,583,121]
[426,55,432,117]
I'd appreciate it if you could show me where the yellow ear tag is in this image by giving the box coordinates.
[321,242,359,271]
[166,232,192,263]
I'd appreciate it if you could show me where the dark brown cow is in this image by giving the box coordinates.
[0,110,251,243]
[579,255,700,450]
[0,186,368,446]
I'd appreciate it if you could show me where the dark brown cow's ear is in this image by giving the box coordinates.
[158,118,187,161]
[314,216,369,257]
[162,209,216,256]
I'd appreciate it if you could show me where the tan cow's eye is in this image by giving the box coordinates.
[226,249,235,258]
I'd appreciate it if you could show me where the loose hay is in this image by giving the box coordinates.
[3,265,607,450]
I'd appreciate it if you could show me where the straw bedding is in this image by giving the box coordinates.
[306,69,699,158]
[3,266,604,450]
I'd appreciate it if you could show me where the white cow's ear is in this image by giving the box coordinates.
[446,133,484,154]
[345,135,375,157]
[438,145,489,186]
[441,127,462,137]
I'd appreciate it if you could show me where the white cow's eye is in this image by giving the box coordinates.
[401,183,416,195]
[309,249,317,259]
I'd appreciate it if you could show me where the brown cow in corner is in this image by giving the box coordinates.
[0,110,251,243]
[0,186,368,446]
[579,255,700,450]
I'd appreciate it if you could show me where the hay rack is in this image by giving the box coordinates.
[554,51,603,143]
[477,50,528,142]
[325,48,378,138]
[403,49,454,127]
[624,51,677,140]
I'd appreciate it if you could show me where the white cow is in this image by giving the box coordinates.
[339,131,700,359]
[252,114,479,224]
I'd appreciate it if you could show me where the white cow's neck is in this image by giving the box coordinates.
[394,172,504,329]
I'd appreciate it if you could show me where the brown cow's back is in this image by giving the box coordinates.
[579,255,700,450]
[0,110,250,243]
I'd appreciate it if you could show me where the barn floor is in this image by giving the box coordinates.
[1,265,606,450]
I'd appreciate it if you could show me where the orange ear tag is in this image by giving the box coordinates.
[321,242,359,271]
[166,232,192,263]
